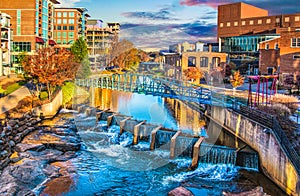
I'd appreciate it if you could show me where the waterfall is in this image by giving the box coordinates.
[175,137,197,158]
[154,131,175,149]
[198,143,237,165]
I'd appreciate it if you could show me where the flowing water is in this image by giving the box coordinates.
[52,88,287,195]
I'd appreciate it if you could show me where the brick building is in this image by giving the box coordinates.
[0,0,59,73]
[53,7,90,47]
[218,2,300,74]
[259,29,300,75]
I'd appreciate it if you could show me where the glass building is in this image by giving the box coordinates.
[221,34,280,74]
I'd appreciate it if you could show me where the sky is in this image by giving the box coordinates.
[57,0,300,51]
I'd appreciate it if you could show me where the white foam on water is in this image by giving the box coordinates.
[162,163,238,186]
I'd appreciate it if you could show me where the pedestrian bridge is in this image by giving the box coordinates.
[75,73,242,107]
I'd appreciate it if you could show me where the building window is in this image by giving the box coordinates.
[226,22,231,27]
[295,16,300,22]
[63,26,67,30]
[57,25,61,30]
[274,43,279,50]
[234,21,238,26]
[242,21,246,26]
[63,19,67,24]
[276,18,280,23]
[220,23,223,27]
[57,32,61,38]
[12,42,31,52]
[249,20,254,25]
[266,18,271,24]
[17,10,21,35]
[63,12,67,17]
[69,12,74,17]
[291,38,300,47]
[285,17,290,22]
[69,19,74,24]
[62,32,67,38]
[200,57,208,67]
[258,19,262,24]
[188,56,196,67]
[293,55,300,59]
[69,26,74,30]
[57,19,61,24]
[57,12,61,17]
[68,32,74,39]
[265,44,269,50]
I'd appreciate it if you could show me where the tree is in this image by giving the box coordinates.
[70,37,91,78]
[230,70,244,89]
[108,36,134,67]
[183,67,204,82]
[23,47,80,100]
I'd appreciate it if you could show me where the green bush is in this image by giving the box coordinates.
[39,91,49,100]
[62,82,75,105]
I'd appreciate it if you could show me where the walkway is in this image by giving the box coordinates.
[0,86,31,114]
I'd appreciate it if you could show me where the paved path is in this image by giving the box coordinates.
[0,86,32,114]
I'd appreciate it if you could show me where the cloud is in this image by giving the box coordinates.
[120,22,217,50]
[122,8,177,21]
[179,0,300,15]
[180,0,230,8]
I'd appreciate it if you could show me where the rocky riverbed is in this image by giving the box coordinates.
[0,111,82,195]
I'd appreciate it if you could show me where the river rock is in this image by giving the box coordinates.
[9,140,15,148]
[168,186,194,196]
[16,143,45,152]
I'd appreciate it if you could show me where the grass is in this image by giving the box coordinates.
[4,80,26,95]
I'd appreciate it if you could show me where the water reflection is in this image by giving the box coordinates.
[90,88,204,135]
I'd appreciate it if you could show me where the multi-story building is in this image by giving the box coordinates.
[170,41,219,53]
[0,0,59,73]
[162,46,227,81]
[86,20,120,70]
[259,29,300,75]
[107,22,120,35]
[53,7,90,47]
[0,12,12,76]
[218,2,300,74]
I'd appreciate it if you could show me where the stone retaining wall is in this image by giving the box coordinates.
[0,113,41,170]
[32,90,63,118]
[209,106,300,196]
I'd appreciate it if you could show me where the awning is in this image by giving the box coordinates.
[36,37,45,44]
[49,39,56,45]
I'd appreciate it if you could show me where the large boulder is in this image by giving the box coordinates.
[168,186,194,196]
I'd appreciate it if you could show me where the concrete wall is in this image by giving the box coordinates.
[32,90,63,118]
[209,106,300,196]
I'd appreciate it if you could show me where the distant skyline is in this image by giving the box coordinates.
[57,0,300,51]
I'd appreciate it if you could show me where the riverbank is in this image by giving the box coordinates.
[0,110,81,195]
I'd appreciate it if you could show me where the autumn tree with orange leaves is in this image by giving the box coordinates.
[230,70,244,89]
[183,67,204,83]
[23,47,80,100]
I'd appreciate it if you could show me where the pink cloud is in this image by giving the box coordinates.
[179,0,230,9]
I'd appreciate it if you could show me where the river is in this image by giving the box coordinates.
[57,87,287,195]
